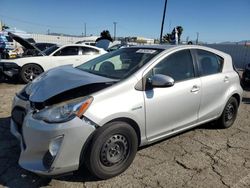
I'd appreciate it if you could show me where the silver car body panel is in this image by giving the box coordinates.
[11,95,95,175]
[84,75,147,145]
[10,45,243,175]
[144,78,202,141]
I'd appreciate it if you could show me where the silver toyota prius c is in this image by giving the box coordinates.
[11,45,243,179]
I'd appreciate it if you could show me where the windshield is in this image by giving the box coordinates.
[42,45,59,55]
[77,48,163,79]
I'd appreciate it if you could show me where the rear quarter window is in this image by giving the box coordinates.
[81,47,99,55]
[196,49,224,76]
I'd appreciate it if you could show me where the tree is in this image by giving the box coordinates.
[176,26,183,43]
[162,33,172,43]
[96,30,113,42]
[162,26,184,44]
[2,25,9,30]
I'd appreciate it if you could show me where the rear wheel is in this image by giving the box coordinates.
[20,64,43,83]
[217,97,238,128]
[85,121,138,179]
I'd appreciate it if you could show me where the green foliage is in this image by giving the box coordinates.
[2,24,9,30]
[96,30,113,42]
[162,26,184,44]
[100,30,112,39]
[176,26,183,43]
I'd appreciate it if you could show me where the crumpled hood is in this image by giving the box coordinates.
[25,65,116,102]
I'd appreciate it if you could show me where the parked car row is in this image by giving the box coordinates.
[0,32,106,83]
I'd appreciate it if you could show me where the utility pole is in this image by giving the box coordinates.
[113,22,117,41]
[169,20,171,33]
[84,23,86,37]
[196,32,199,44]
[160,0,168,44]
[0,20,2,31]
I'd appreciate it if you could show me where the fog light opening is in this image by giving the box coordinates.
[49,136,64,157]
[43,136,64,169]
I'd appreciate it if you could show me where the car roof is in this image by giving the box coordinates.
[60,43,104,51]
[128,44,177,50]
[128,44,228,56]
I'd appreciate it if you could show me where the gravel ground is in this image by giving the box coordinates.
[0,83,250,188]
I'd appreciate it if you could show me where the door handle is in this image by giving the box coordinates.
[191,85,200,93]
[224,76,229,82]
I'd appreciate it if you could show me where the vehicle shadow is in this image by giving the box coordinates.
[0,77,22,84]
[138,121,218,152]
[242,97,250,104]
[243,85,250,92]
[54,167,99,183]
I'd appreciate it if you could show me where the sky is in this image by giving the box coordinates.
[0,0,250,43]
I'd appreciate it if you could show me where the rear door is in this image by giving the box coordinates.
[193,49,227,122]
[144,49,201,141]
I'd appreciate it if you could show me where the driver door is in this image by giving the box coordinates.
[144,49,201,141]
[50,46,81,67]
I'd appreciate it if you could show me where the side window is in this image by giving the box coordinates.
[54,46,79,56]
[152,50,195,82]
[81,47,99,55]
[196,49,224,76]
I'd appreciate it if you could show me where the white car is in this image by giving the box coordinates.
[0,33,106,83]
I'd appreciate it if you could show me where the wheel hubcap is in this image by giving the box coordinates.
[101,134,128,166]
[225,103,235,121]
[24,67,41,81]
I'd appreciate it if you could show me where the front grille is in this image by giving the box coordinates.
[11,106,26,134]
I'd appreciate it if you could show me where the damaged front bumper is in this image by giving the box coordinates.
[11,95,96,176]
[0,62,20,78]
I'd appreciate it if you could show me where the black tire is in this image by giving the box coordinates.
[85,121,138,179]
[20,64,43,83]
[217,97,238,128]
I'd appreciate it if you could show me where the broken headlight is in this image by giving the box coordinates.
[33,96,93,123]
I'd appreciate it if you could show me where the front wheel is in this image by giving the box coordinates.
[217,97,238,128]
[85,121,138,179]
[20,64,43,83]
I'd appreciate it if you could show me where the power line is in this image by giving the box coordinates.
[0,14,80,29]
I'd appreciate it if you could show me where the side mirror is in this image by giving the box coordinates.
[149,74,175,88]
